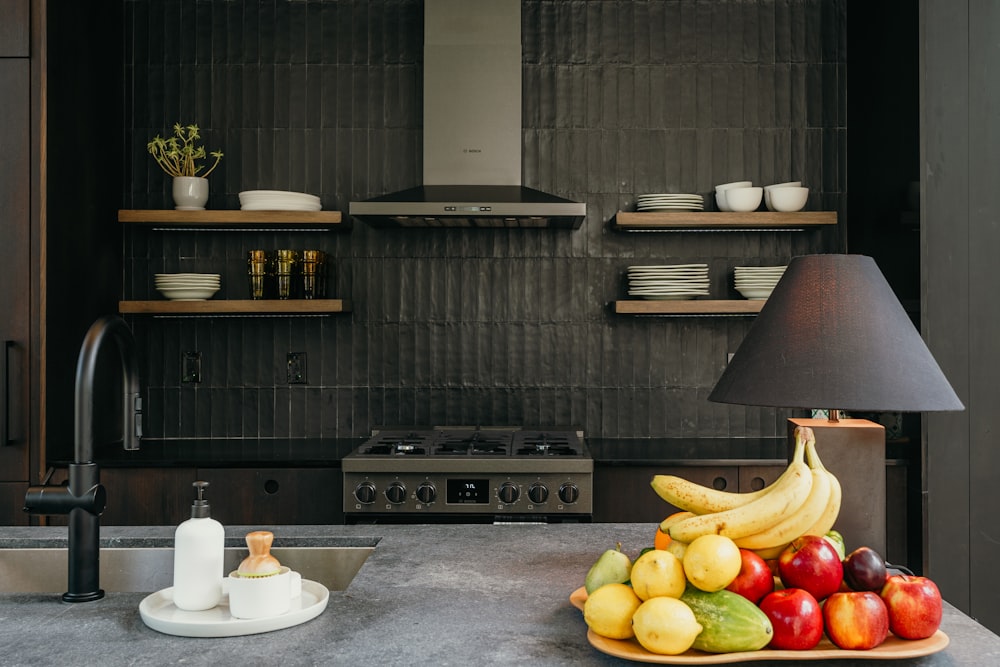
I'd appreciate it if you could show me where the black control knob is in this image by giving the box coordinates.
[528,483,549,504]
[385,481,407,504]
[558,482,580,504]
[416,482,437,504]
[354,481,377,505]
[498,481,520,504]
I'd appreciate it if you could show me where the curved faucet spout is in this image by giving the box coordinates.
[23,315,142,603]
[75,315,143,461]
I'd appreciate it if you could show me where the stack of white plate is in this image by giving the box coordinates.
[636,193,704,212]
[733,265,786,300]
[154,273,221,301]
[239,190,322,211]
[627,264,710,300]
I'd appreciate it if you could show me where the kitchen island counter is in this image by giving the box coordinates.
[0,523,996,665]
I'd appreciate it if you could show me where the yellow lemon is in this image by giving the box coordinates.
[582,582,642,639]
[683,534,741,592]
[629,549,686,601]
[631,596,703,655]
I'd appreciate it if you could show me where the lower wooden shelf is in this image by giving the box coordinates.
[613,299,764,316]
[119,299,352,315]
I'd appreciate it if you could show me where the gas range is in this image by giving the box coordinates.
[342,427,593,523]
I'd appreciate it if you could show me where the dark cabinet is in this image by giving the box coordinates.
[0,0,33,524]
[593,465,743,523]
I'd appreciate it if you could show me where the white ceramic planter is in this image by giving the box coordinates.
[172,176,209,210]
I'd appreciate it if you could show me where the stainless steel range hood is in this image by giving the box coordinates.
[349,0,586,229]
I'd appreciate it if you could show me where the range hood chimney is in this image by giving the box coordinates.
[349,0,586,229]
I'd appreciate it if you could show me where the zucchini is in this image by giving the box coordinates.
[680,586,773,653]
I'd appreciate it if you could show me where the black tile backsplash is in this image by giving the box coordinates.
[122,0,845,450]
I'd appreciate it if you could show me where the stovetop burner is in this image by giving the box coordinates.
[351,427,586,457]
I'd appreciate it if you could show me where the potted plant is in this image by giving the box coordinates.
[147,123,224,210]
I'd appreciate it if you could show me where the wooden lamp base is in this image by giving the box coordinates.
[787,417,886,557]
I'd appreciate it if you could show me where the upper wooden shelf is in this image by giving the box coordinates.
[118,209,345,228]
[613,211,837,231]
[613,300,764,316]
[119,299,351,316]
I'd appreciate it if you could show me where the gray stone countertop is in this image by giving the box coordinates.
[0,523,997,666]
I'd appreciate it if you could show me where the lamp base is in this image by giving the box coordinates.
[787,418,886,557]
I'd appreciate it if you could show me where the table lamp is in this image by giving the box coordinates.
[708,254,963,557]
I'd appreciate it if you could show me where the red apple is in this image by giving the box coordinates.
[823,591,889,650]
[759,588,824,650]
[725,548,775,604]
[880,574,944,639]
[778,534,844,601]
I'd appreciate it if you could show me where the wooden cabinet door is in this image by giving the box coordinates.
[197,468,342,526]
[99,467,198,526]
[738,465,785,493]
[593,465,739,523]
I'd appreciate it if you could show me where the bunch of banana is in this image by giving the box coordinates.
[649,426,841,559]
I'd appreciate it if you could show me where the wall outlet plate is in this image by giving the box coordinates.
[182,351,201,383]
[287,352,307,384]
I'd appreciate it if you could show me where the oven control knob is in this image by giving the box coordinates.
[498,481,520,504]
[558,482,580,504]
[416,482,437,504]
[528,483,549,504]
[385,481,407,504]
[354,482,377,505]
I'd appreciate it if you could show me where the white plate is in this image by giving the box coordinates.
[139,579,329,638]
[239,190,320,201]
[627,264,707,270]
[155,273,221,279]
[241,203,323,211]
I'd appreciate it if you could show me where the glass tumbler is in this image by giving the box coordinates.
[247,250,270,300]
[274,249,299,299]
[301,250,327,299]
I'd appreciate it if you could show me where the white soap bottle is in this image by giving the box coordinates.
[172,480,225,611]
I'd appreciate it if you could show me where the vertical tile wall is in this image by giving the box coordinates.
[122,0,845,447]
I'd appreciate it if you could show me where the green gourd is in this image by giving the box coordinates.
[679,586,774,653]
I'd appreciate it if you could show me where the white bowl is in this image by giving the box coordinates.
[156,286,220,301]
[725,186,763,212]
[767,186,809,212]
[715,181,753,192]
[736,286,774,300]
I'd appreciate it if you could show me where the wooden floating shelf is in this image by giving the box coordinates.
[613,299,765,316]
[119,299,352,315]
[119,209,345,227]
[613,211,837,231]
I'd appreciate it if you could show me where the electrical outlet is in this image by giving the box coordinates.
[287,352,307,384]
[182,351,202,383]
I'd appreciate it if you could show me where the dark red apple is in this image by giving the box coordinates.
[823,591,890,650]
[725,548,775,604]
[880,574,944,639]
[758,588,824,650]
[778,534,844,601]
[844,546,888,591]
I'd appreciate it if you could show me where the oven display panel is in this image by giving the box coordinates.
[446,478,490,504]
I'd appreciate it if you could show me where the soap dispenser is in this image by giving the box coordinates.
[172,480,225,611]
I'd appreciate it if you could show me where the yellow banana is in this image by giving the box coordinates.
[659,511,695,532]
[650,474,771,515]
[667,427,814,543]
[801,438,842,536]
[734,466,831,550]
[751,543,788,561]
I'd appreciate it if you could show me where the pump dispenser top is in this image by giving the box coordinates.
[190,480,212,518]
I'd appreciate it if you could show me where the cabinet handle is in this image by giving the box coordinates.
[2,340,11,446]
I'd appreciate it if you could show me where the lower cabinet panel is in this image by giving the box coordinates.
[0,482,29,525]
[197,468,342,526]
[593,465,740,523]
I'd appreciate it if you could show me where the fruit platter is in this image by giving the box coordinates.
[574,426,950,663]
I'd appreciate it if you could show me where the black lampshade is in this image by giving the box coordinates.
[709,254,964,412]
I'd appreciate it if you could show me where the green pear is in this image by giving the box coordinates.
[824,530,847,561]
[584,543,632,594]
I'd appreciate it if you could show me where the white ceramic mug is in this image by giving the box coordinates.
[227,567,301,619]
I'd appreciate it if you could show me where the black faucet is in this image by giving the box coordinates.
[23,316,142,602]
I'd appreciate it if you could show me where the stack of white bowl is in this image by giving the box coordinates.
[636,193,704,212]
[763,182,809,212]
[627,264,710,300]
[715,181,763,212]
[733,266,786,300]
[239,190,322,211]
[154,273,221,301]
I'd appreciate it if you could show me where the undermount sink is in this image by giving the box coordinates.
[0,536,376,594]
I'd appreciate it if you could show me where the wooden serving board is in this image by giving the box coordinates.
[569,587,949,664]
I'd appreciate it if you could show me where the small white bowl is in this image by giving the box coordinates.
[725,186,763,212]
[767,186,809,212]
[715,181,753,192]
